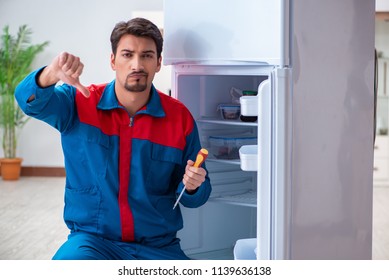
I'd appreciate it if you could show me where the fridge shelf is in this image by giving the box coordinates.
[197,117,258,127]
[210,191,257,207]
[207,158,241,165]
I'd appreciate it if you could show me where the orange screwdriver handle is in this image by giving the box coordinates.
[193,148,208,167]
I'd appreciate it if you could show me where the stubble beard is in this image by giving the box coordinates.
[124,73,148,92]
[124,82,147,92]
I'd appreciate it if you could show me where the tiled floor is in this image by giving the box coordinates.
[0,177,388,260]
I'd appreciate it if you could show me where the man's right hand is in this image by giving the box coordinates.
[38,52,90,98]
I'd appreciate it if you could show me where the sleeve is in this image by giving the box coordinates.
[15,67,77,133]
[175,121,212,208]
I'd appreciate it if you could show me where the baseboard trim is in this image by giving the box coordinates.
[20,166,66,177]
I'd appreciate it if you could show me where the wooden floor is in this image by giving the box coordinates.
[0,177,68,260]
[0,177,388,260]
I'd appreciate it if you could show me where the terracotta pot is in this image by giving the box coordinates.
[0,158,23,180]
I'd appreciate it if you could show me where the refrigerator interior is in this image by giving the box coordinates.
[174,68,269,259]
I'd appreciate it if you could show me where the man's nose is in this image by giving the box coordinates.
[131,56,143,71]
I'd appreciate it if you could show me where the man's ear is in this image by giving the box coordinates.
[110,53,116,70]
[156,56,162,72]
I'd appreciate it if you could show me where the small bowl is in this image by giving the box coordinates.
[217,104,240,120]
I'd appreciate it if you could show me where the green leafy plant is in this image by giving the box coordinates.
[0,25,49,158]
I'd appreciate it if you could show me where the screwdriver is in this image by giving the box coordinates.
[173,148,208,210]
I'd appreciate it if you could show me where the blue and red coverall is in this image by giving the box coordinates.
[15,68,212,259]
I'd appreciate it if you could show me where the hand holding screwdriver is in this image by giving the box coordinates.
[173,148,208,209]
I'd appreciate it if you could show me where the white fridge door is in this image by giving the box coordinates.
[257,68,292,260]
[163,0,289,66]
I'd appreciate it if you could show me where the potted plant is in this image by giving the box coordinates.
[0,25,49,180]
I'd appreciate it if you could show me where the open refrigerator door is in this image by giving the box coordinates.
[171,64,279,259]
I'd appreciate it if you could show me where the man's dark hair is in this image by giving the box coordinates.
[110,17,163,58]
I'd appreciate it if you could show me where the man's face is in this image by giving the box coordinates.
[111,34,161,94]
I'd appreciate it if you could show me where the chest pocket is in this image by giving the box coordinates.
[145,144,183,195]
[77,125,110,178]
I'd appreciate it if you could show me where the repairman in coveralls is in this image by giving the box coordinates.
[15,17,212,260]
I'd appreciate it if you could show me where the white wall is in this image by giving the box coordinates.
[0,0,170,166]
[376,0,389,12]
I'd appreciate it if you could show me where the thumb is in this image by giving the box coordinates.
[74,80,90,98]
[185,160,194,172]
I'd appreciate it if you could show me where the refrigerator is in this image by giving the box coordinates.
[163,0,376,260]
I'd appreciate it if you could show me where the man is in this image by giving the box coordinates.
[15,17,211,260]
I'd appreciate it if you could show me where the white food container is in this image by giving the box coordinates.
[239,145,258,171]
[233,238,257,260]
[240,96,258,116]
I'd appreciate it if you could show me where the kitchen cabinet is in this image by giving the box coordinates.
[374,136,389,185]
[374,57,389,185]
[377,57,389,97]
[376,13,389,21]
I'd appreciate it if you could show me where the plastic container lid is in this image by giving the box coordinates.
[242,90,258,96]
[217,104,240,108]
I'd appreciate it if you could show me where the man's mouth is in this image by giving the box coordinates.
[128,72,147,79]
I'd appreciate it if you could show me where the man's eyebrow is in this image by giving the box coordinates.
[120,49,156,54]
